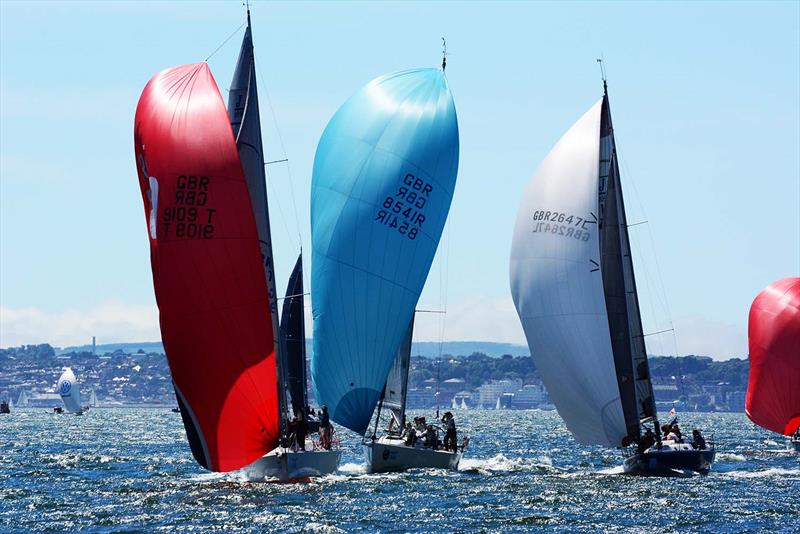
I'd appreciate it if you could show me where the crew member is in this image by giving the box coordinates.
[691,429,707,450]
[442,411,457,452]
[319,405,332,450]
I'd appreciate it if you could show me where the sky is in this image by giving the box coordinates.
[1,1,798,360]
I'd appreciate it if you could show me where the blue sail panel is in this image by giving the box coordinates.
[310,68,459,434]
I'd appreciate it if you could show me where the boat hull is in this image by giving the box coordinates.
[364,437,463,473]
[789,439,800,453]
[244,447,341,481]
[624,443,715,475]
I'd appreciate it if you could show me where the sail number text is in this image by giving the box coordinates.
[374,173,433,240]
[162,175,217,240]
[531,210,593,242]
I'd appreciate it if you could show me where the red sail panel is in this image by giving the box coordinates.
[746,277,800,436]
[133,63,279,471]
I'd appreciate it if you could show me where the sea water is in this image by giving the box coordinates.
[1,409,798,532]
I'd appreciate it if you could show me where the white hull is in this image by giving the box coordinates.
[244,447,341,481]
[364,436,462,473]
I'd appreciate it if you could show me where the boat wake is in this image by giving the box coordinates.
[721,467,800,479]
[459,454,558,474]
[717,452,747,462]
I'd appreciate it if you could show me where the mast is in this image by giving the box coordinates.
[598,80,659,442]
[228,9,290,443]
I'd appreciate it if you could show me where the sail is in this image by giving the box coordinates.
[134,62,279,472]
[281,254,308,416]
[57,368,82,413]
[227,16,288,436]
[17,390,29,407]
[382,317,414,429]
[510,99,629,447]
[598,95,657,439]
[310,68,459,434]
[746,277,800,435]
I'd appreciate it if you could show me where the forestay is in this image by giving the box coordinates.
[310,68,459,434]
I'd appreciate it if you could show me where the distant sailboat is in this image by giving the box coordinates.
[451,397,458,410]
[133,8,338,479]
[495,397,501,410]
[461,398,468,411]
[17,390,29,408]
[88,389,98,408]
[510,78,715,475]
[309,60,462,473]
[746,278,800,452]
[57,368,83,415]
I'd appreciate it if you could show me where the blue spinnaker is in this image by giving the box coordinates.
[310,68,459,434]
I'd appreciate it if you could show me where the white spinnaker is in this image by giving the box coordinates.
[509,99,627,447]
[57,367,82,413]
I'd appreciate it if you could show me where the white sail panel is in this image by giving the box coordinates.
[509,100,627,447]
[57,368,82,414]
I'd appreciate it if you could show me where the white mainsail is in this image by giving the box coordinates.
[57,367,82,414]
[509,99,628,447]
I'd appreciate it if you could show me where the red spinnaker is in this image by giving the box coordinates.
[133,63,279,471]
[746,277,800,436]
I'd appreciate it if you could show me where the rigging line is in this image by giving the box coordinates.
[615,138,679,357]
[253,51,303,250]
[204,22,246,62]
[634,328,675,339]
[264,163,295,248]
[277,292,310,301]
[415,309,446,314]
[265,158,289,165]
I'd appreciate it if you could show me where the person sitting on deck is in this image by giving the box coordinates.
[671,423,683,443]
[442,411,457,452]
[661,424,677,442]
[637,428,657,454]
[691,429,707,450]
[402,422,416,446]
[415,416,427,433]
[319,405,332,450]
[423,425,438,449]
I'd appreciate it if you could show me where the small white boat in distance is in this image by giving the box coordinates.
[57,367,84,415]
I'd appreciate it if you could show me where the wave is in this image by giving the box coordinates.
[722,467,800,479]
[717,452,747,462]
[459,454,558,474]
[336,462,366,475]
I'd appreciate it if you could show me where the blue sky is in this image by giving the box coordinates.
[1,1,798,359]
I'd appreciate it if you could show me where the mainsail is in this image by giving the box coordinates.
[746,277,800,435]
[380,317,414,430]
[227,12,288,438]
[310,68,459,434]
[282,254,308,416]
[57,368,81,414]
[134,61,279,471]
[510,85,657,447]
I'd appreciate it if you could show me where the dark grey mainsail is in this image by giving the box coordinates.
[281,254,307,416]
[597,83,658,441]
[380,316,414,431]
[227,12,289,439]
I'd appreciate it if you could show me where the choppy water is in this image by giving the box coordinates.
[1,409,798,533]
